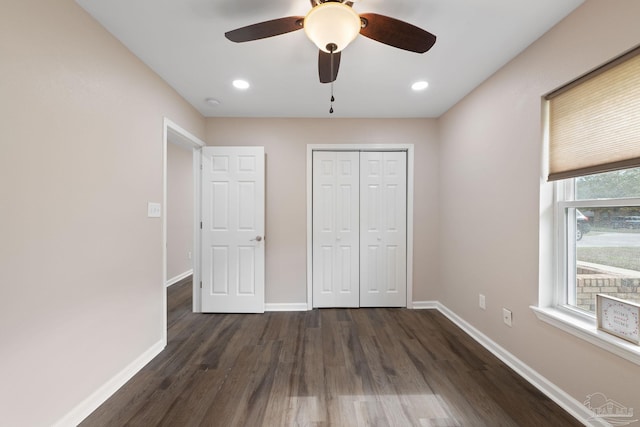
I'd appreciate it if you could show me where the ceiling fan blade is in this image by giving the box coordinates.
[359,13,436,53]
[225,16,304,42]
[318,50,341,83]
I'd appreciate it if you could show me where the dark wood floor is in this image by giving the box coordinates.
[81,280,581,426]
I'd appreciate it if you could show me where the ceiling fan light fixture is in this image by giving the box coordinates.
[304,2,361,53]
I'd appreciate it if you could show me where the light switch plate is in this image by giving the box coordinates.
[147,202,161,218]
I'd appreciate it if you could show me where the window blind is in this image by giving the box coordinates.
[546,46,640,181]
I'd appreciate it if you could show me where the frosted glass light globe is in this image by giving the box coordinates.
[304,3,361,53]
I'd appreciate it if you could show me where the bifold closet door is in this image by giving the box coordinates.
[312,151,360,308]
[360,151,407,307]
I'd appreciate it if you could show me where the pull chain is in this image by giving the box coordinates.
[330,81,334,114]
[329,45,335,114]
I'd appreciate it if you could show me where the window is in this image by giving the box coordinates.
[547,45,640,317]
[533,45,640,364]
[555,168,640,316]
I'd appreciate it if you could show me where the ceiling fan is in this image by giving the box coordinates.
[225,0,437,84]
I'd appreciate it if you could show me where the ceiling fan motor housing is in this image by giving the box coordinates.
[304,2,361,53]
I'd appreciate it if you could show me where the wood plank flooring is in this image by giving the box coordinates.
[81,279,582,426]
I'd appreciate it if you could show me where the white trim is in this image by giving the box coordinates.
[165,119,206,149]
[193,147,202,313]
[53,340,165,427]
[306,148,313,309]
[559,198,640,209]
[165,269,193,287]
[421,302,605,426]
[532,305,640,366]
[406,147,415,309]
[306,144,415,310]
[162,120,169,344]
[265,303,309,312]
[411,300,440,310]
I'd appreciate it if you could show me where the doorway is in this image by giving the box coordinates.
[162,118,204,342]
[166,140,195,287]
[306,144,415,309]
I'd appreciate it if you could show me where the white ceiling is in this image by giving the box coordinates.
[76,0,584,118]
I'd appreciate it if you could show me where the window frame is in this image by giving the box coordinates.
[533,176,640,366]
[554,179,640,315]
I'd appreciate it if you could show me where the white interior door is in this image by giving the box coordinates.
[360,152,407,307]
[201,146,265,313]
[312,151,360,308]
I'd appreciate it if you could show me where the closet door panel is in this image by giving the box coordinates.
[312,151,360,307]
[360,151,407,307]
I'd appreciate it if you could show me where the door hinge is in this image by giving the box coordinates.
[200,281,203,288]
[200,221,203,229]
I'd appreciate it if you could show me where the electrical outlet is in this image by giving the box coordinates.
[188,251,192,260]
[503,308,513,327]
[479,294,486,310]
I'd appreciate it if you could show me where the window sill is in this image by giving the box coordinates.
[531,305,640,366]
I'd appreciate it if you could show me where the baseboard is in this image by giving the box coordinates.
[265,302,309,312]
[422,301,604,427]
[166,269,193,287]
[52,339,165,427]
[411,300,440,310]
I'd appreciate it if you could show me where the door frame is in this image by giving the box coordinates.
[306,144,415,310]
[163,118,205,334]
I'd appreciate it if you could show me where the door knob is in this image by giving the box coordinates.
[251,236,263,242]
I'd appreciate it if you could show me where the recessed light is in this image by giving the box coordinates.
[232,79,250,90]
[411,81,429,91]
[205,98,220,106]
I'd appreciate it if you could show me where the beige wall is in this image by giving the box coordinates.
[205,118,440,304]
[3,0,640,424]
[0,1,204,425]
[167,142,194,282]
[438,0,640,415]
